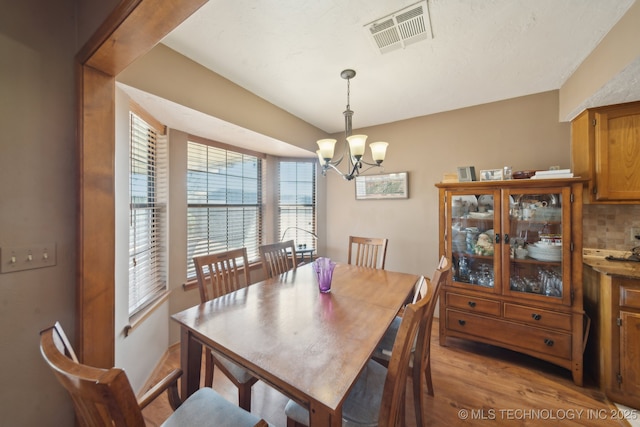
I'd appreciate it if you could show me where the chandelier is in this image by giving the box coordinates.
[316,69,389,181]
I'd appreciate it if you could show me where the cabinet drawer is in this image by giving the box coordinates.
[620,284,640,309]
[446,309,571,359]
[504,303,572,331]
[446,292,501,316]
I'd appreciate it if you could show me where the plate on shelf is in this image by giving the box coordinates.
[468,212,492,219]
[527,244,562,262]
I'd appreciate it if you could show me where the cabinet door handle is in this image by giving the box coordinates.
[504,234,510,244]
[495,234,501,244]
[532,313,542,321]
[544,338,554,346]
[458,319,466,326]
[468,301,476,308]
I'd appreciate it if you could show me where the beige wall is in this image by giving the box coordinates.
[323,91,571,277]
[0,0,120,425]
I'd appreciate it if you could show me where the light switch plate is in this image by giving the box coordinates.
[0,243,57,273]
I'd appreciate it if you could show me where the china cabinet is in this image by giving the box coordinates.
[572,101,640,203]
[436,178,588,385]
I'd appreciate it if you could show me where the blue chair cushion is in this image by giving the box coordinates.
[162,387,270,427]
[213,350,256,383]
[371,316,401,361]
[284,360,387,427]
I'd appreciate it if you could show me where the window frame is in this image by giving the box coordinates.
[128,105,167,317]
[277,159,318,251]
[185,136,265,280]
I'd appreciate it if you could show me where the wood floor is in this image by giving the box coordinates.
[141,318,628,426]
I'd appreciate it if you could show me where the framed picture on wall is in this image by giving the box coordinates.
[355,172,409,200]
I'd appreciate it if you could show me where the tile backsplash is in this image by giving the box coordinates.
[583,204,640,250]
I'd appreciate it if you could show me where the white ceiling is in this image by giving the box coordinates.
[124,0,637,156]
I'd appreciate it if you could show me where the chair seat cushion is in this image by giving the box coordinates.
[371,316,401,361]
[213,350,256,383]
[284,360,387,427]
[162,387,268,427]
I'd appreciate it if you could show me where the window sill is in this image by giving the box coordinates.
[124,289,171,337]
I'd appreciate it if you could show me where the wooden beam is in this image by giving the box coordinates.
[77,0,208,367]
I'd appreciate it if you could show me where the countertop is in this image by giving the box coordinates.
[583,248,640,278]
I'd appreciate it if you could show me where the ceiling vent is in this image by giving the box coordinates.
[364,1,432,54]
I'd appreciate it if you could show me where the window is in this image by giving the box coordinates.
[129,110,167,316]
[278,160,317,249]
[186,140,263,279]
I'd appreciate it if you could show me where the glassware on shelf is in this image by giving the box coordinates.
[509,267,562,297]
[465,227,479,252]
[458,255,469,281]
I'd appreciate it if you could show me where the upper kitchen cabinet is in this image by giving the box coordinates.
[572,101,640,203]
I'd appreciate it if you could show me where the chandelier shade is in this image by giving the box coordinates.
[317,69,389,181]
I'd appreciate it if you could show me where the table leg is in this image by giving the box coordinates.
[308,402,341,427]
[180,327,202,399]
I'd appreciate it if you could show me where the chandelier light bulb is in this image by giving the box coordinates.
[317,139,337,161]
[369,141,388,164]
[346,134,367,158]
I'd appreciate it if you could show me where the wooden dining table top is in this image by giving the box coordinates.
[171,262,419,426]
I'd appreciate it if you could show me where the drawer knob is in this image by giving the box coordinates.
[532,313,542,321]
[458,319,466,326]
[544,338,554,346]
[468,301,476,308]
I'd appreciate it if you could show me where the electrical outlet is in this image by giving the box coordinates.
[631,227,640,242]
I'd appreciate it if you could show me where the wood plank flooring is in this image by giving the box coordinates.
[141,319,629,426]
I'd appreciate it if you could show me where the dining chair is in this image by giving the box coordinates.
[259,240,298,278]
[284,290,430,427]
[347,236,389,269]
[193,248,259,411]
[40,322,268,427]
[371,256,451,427]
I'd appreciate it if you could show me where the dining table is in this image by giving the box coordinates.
[171,262,420,427]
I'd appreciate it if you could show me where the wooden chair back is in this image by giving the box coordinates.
[378,288,430,426]
[40,322,147,427]
[259,240,297,278]
[347,236,389,269]
[411,256,451,425]
[193,248,251,302]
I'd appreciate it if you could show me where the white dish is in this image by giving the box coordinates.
[532,242,562,250]
[468,212,492,219]
[527,245,562,262]
[528,253,562,262]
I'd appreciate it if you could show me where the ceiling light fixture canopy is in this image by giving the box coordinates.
[317,69,389,181]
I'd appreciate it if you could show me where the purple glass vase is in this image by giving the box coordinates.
[313,257,336,293]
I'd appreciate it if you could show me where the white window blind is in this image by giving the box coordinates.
[186,141,262,279]
[129,112,167,316]
[278,160,317,249]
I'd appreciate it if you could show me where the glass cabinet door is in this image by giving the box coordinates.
[448,190,500,294]
[502,187,571,305]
